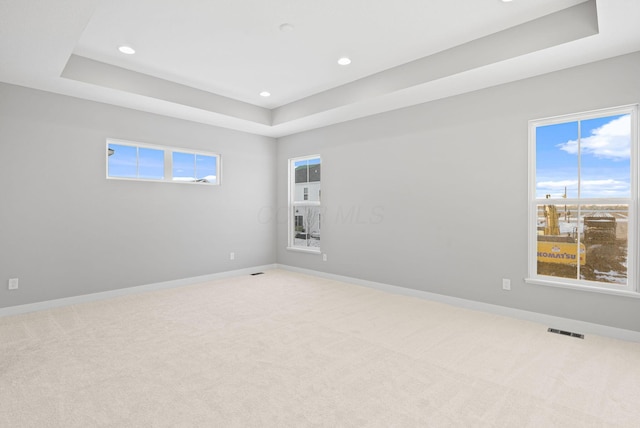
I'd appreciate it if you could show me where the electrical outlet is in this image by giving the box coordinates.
[230,252,235,260]
[322,253,327,262]
[8,278,19,290]
[502,278,511,291]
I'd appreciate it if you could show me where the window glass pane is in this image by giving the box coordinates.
[294,159,321,202]
[582,204,628,285]
[305,184,321,202]
[172,151,195,182]
[536,203,584,280]
[294,159,310,185]
[307,158,321,182]
[580,114,631,198]
[536,202,629,285]
[292,206,321,248]
[138,147,164,180]
[195,154,217,183]
[294,158,321,183]
[107,144,137,178]
[536,122,579,199]
[294,181,306,202]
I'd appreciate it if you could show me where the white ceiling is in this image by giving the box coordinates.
[1,0,639,137]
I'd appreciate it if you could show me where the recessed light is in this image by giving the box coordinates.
[501,0,514,3]
[260,91,271,97]
[118,45,135,55]
[337,57,351,66]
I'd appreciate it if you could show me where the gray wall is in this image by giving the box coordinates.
[277,51,640,332]
[0,83,276,308]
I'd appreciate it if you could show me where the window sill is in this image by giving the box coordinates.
[525,277,640,299]
[107,176,219,186]
[286,246,321,255]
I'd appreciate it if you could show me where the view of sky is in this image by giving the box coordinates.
[173,151,217,182]
[536,114,631,199]
[108,144,164,179]
[294,157,320,170]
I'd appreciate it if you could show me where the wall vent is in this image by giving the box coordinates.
[548,328,584,339]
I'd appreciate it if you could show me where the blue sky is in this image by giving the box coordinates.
[173,151,216,181]
[536,114,631,199]
[108,144,164,179]
[294,157,320,169]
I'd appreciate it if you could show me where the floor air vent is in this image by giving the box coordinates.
[548,328,584,339]
[250,272,264,276]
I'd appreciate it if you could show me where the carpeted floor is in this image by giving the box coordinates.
[1,269,640,427]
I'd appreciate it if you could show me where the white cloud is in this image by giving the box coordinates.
[537,180,577,189]
[581,178,629,190]
[580,179,630,197]
[173,175,216,183]
[557,115,630,160]
[537,178,629,198]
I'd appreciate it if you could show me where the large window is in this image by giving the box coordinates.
[289,155,321,252]
[528,105,638,295]
[107,139,219,185]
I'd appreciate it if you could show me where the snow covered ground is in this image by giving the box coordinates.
[538,217,628,286]
[294,238,320,248]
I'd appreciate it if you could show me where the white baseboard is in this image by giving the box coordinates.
[5,263,639,343]
[0,264,277,318]
[277,264,640,343]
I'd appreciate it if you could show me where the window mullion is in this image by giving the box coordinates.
[164,150,171,182]
[577,119,582,200]
[576,119,582,280]
[292,201,321,207]
[135,146,140,178]
[193,154,197,180]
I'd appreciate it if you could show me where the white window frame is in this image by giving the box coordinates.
[288,154,321,254]
[106,138,220,185]
[526,105,639,297]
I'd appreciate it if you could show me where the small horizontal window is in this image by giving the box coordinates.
[107,139,220,185]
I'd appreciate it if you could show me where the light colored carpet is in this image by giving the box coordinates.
[1,269,640,427]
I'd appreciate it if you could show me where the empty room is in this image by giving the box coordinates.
[2,0,640,426]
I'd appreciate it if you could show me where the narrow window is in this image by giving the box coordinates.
[289,155,321,252]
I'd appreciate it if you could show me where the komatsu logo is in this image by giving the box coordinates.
[537,251,577,260]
